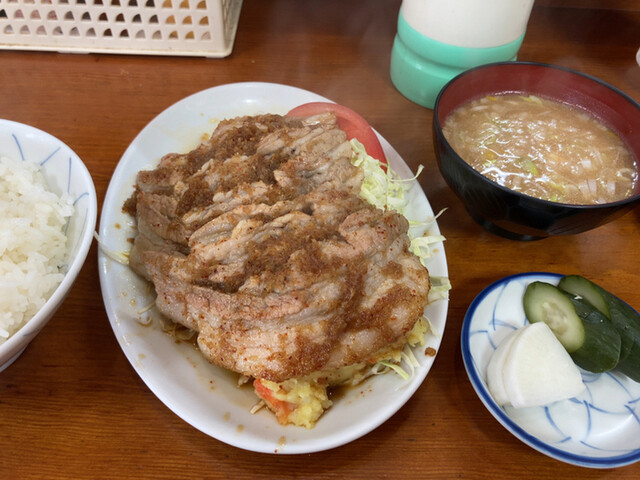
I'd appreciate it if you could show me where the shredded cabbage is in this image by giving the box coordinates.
[350,139,424,215]
[409,235,446,264]
[429,276,452,303]
[350,139,447,266]
[377,360,411,381]
[349,139,451,382]
[94,231,130,265]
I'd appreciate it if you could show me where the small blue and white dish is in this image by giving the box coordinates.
[462,272,640,468]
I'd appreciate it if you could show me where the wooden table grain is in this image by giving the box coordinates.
[2,1,639,478]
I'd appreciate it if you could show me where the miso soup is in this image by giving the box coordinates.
[442,94,638,205]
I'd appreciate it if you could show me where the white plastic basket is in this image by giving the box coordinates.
[0,0,242,57]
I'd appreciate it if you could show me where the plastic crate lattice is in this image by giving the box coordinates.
[0,0,242,56]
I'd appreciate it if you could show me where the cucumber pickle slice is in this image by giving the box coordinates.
[566,295,622,373]
[523,281,621,373]
[558,275,610,319]
[523,281,585,353]
[559,275,640,382]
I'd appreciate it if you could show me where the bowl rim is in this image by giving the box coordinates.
[0,119,98,361]
[433,60,640,210]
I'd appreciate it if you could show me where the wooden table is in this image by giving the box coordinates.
[2,1,639,478]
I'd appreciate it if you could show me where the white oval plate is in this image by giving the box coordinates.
[462,272,640,468]
[97,82,449,454]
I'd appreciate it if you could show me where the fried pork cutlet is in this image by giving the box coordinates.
[124,112,430,425]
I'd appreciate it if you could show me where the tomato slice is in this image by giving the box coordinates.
[286,102,387,164]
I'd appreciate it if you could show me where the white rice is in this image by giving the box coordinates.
[0,155,74,343]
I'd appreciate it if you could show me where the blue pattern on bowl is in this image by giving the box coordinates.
[462,272,640,468]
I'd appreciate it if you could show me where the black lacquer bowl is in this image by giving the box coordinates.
[433,62,640,240]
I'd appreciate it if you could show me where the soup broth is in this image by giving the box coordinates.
[442,94,638,205]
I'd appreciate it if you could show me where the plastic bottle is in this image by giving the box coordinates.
[390,0,535,109]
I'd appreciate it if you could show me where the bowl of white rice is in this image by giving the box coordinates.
[0,119,97,372]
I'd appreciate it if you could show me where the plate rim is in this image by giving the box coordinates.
[461,271,640,469]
